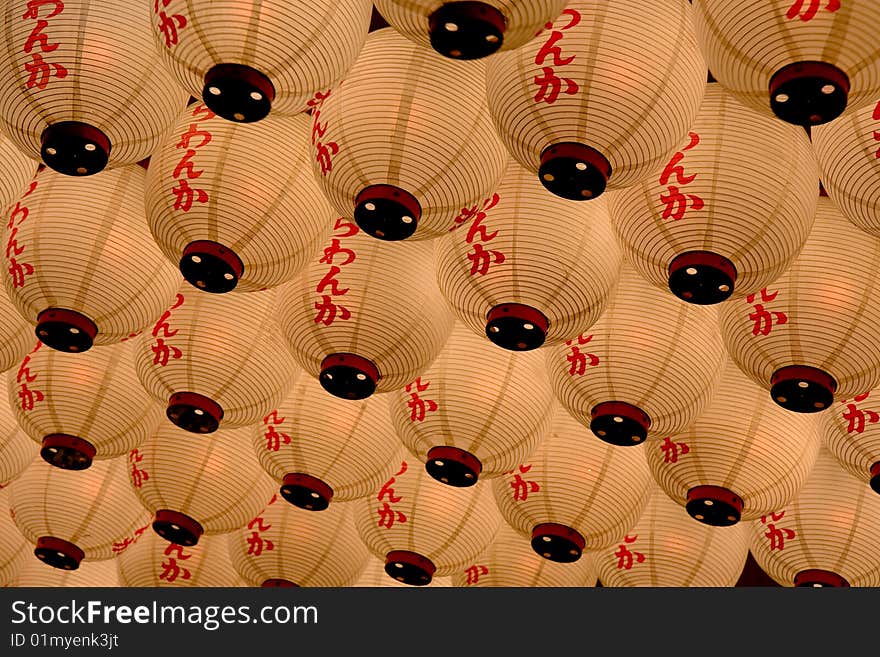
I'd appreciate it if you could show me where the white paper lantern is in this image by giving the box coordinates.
[15,556,120,587]
[0,488,29,586]
[0,375,37,486]
[821,388,880,494]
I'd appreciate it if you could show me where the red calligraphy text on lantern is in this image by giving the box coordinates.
[150,293,184,367]
[660,437,689,464]
[129,449,149,489]
[170,104,214,212]
[314,218,358,326]
[565,334,599,376]
[659,132,704,221]
[840,392,880,434]
[262,410,291,452]
[308,90,339,176]
[532,9,580,104]
[872,101,880,159]
[5,179,38,289]
[376,461,407,529]
[615,535,646,570]
[786,0,840,22]
[16,342,43,412]
[153,0,187,49]
[504,464,540,502]
[746,288,789,336]
[760,511,796,551]
[21,2,67,90]
[464,564,489,585]
[405,377,438,423]
[450,193,505,277]
[159,543,192,583]
[111,523,150,554]
[246,514,275,557]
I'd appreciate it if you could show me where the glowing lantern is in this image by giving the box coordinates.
[8,340,163,470]
[131,424,277,548]
[150,0,374,122]
[608,84,819,305]
[374,1,567,60]
[117,532,246,587]
[0,0,189,175]
[15,557,119,587]
[485,0,707,201]
[748,448,880,587]
[8,457,151,571]
[145,103,334,294]
[0,488,29,586]
[493,407,653,563]
[0,386,37,485]
[353,557,452,587]
[546,264,725,447]
[1,165,181,353]
[309,28,507,241]
[390,321,554,486]
[135,286,297,434]
[278,224,454,401]
[434,160,622,352]
[718,196,880,414]
[692,1,880,126]
[821,388,880,495]
[354,459,500,586]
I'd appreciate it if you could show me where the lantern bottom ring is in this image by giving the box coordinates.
[202,63,275,124]
[166,392,224,434]
[281,473,334,511]
[667,251,736,305]
[35,308,98,353]
[685,485,743,527]
[427,1,507,60]
[485,303,549,351]
[180,240,244,294]
[769,61,850,127]
[769,365,837,414]
[153,509,204,547]
[425,446,482,487]
[538,142,612,201]
[794,569,850,588]
[319,353,380,400]
[40,121,111,176]
[589,401,651,446]
[384,550,436,586]
[354,184,421,241]
[35,536,85,571]
[40,433,97,471]
[530,523,586,563]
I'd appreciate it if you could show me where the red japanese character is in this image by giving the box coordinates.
[175,123,211,150]
[316,266,349,296]
[659,186,704,221]
[565,334,599,376]
[159,544,192,583]
[7,199,30,230]
[172,150,204,180]
[129,449,149,489]
[18,383,43,411]
[23,19,58,53]
[151,339,182,367]
[263,424,291,452]
[171,178,209,212]
[332,217,359,238]
[313,295,351,326]
[464,564,489,585]
[24,53,67,90]
[763,522,796,551]
[507,465,539,501]
[6,227,25,257]
[155,6,187,50]
[314,139,339,176]
[23,1,65,20]
[467,242,506,276]
[376,502,407,529]
[614,535,646,570]
[786,0,840,21]
[246,531,274,556]
[659,133,700,187]
[319,238,356,267]
[405,377,438,422]
[660,437,689,464]
[746,289,788,337]
[533,67,579,105]
[841,397,880,434]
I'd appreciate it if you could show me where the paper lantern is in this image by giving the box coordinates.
[278,224,454,400]
[253,378,403,510]
[648,362,822,527]
[546,264,725,447]
[135,286,297,433]
[748,448,880,587]
[0,488,29,586]
[718,196,880,414]
[594,487,750,587]
[692,1,880,126]
[435,161,622,351]
[131,424,277,548]
[145,102,334,294]
[8,340,163,470]
[608,84,819,305]
[390,321,554,486]
[452,522,598,587]
[493,407,653,563]
[230,494,371,588]
[309,28,508,241]
[354,458,500,586]
[485,0,707,200]
[0,283,34,374]
[353,557,453,587]
[15,557,119,587]
[0,132,38,211]
[1,165,181,353]
[117,532,245,587]
[0,381,37,485]
[150,0,373,122]
[821,388,880,495]
[0,0,189,175]
[811,98,880,236]
[374,1,567,60]
[8,457,151,570]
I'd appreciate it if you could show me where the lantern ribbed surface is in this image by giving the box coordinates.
[0,132,38,210]
[595,487,750,587]
[135,286,297,432]
[354,459,501,584]
[546,264,725,446]
[0,488,29,586]
[230,494,371,588]
[608,84,819,303]
[0,385,36,485]
[253,378,404,506]
[812,99,880,236]
[485,0,707,197]
[15,556,120,587]
[152,0,374,119]
[434,160,622,349]
[8,457,152,566]
[821,388,880,492]
[719,196,880,407]
[493,407,653,558]
[278,226,454,398]
[145,103,334,294]
[648,362,822,525]
[452,522,598,587]
[1,166,181,350]
[748,448,880,587]
[693,1,880,125]
[8,340,163,466]
[0,0,189,173]
[353,557,453,587]
[310,28,508,240]
[0,283,35,374]
[390,321,555,483]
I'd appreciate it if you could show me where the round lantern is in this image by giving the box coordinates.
[821,387,880,495]
[374,1,567,60]
[278,225,454,401]
[15,556,119,587]
[353,557,452,587]
[150,1,373,122]
[131,424,277,548]
[0,0,189,175]
[0,283,35,374]
[8,340,163,470]
[748,448,880,587]
[145,103,334,294]
[230,494,371,588]
[8,457,152,570]
[718,195,880,414]
[0,133,38,212]
[546,264,725,447]
[648,361,822,527]
[135,286,297,433]
[390,321,554,486]
[435,160,622,352]
[594,486,750,587]
[692,1,880,126]
[485,0,707,201]
[0,381,37,485]
[253,378,403,511]
[811,98,880,236]
[309,28,508,241]
[0,488,29,586]
[493,406,653,563]
[452,522,598,587]
[1,165,181,353]
[608,84,819,305]
[118,531,245,587]
[354,458,500,586]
